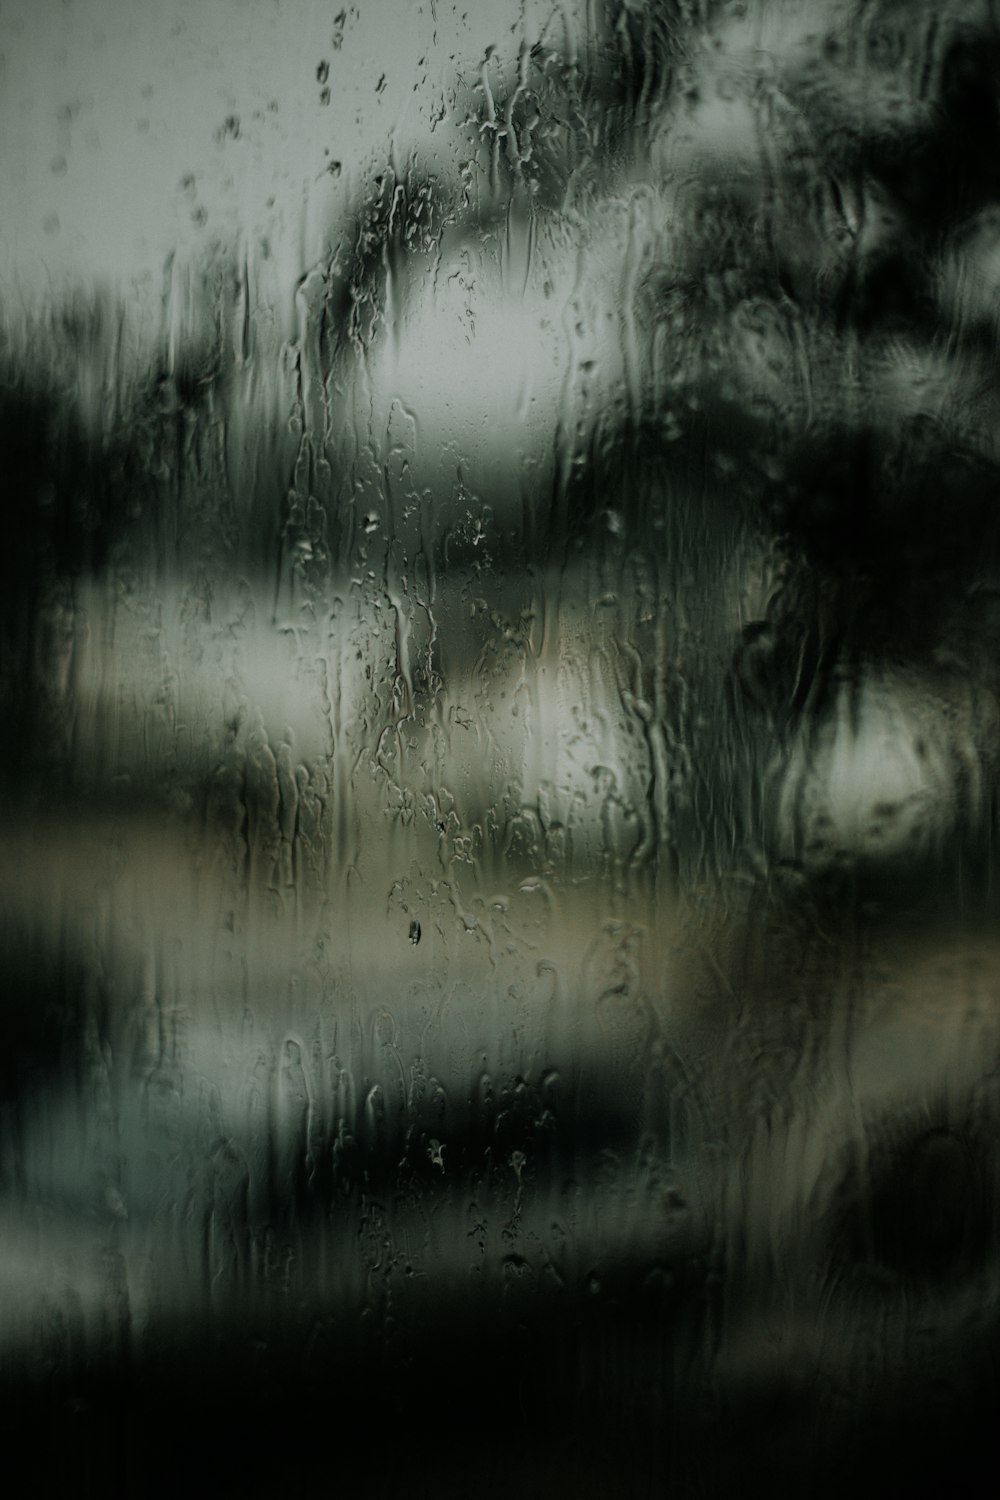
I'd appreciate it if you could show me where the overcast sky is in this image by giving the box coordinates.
[0,0,591,338]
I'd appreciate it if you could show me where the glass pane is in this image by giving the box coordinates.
[2,1,999,1494]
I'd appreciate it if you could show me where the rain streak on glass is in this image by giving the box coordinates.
[2,2,1000,1496]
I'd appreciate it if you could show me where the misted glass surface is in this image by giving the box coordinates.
[3,1,1000,1494]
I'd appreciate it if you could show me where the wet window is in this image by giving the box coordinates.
[2,2,1000,1495]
